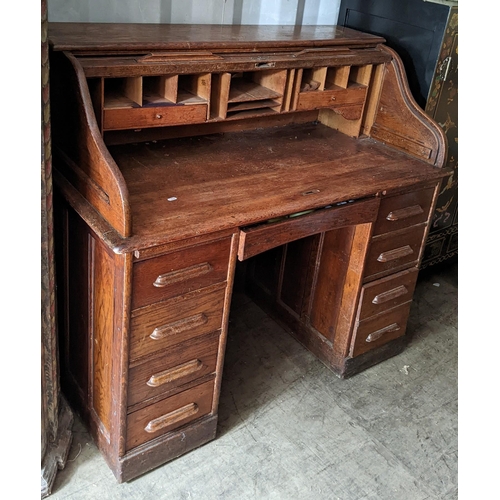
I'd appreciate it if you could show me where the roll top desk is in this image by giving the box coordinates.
[48,23,449,482]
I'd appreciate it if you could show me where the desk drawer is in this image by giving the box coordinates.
[103,104,208,131]
[364,225,426,281]
[128,331,219,407]
[130,286,225,361]
[296,85,367,112]
[132,238,231,309]
[238,197,379,261]
[126,379,214,451]
[373,187,435,236]
[350,302,412,357]
[357,268,419,321]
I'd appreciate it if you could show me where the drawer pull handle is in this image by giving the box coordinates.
[372,285,409,304]
[144,403,199,433]
[153,262,213,287]
[150,313,208,340]
[386,205,424,221]
[147,359,204,387]
[377,245,413,263]
[366,323,400,343]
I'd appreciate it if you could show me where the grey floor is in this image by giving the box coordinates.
[51,262,458,500]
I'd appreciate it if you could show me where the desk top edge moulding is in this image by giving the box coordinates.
[48,23,450,483]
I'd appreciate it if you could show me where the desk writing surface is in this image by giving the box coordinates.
[109,122,445,245]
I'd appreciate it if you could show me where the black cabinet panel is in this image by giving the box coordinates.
[338,0,452,108]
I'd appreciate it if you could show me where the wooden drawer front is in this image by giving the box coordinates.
[126,379,214,451]
[128,331,219,407]
[373,187,435,236]
[132,238,231,309]
[238,197,379,261]
[364,225,426,281]
[296,85,367,112]
[357,268,419,321]
[351,302,412,357]
[130,287,225,361]
[103,104,208,131]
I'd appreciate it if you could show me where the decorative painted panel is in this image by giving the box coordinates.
[421,7,458,269]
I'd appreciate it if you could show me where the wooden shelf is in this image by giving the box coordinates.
[227,99,281,113]
[104,91,141,109]
[228,80,282,103]
[213,70,288,119]
[177,91,207,105]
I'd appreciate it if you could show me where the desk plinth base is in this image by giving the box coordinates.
[115,414,218,483]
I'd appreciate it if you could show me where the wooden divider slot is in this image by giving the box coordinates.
[142,75,178,107]
[178,74,211,105]
[104,77,143,109]
[325,66,350,90]
[101,73,211,129]
[349,65,373,86]
[300,67,327,92]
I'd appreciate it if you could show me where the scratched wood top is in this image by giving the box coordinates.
[48,23,385,53]
[108,122,447,247]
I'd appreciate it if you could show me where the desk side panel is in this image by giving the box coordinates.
[50,50,131,236]
[369,46,447,167]
[54,191,131,471]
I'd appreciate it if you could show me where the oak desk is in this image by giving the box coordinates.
[49,23,449,482]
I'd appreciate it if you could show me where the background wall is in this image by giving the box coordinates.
[47,0,341,25]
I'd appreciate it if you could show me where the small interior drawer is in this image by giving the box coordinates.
[357,267,419,321]
[364,225,426,281]
[132,238,231,309]
[130,286,225,361]
[238,197,379,261]
[296,85,367,115]
[126,379,215,451]
[350,301,412,357]
[103,104,208,131]
[373,186,435,236]
[128,331,219,408]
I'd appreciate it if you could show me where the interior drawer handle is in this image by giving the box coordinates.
[386,205,424,221]
[144,403,199,433]
[372,285,409,304]
[150,313,208,340]
[366,323,400,343]
[153,262,213,287]
[255,61,276,68]
[147,359,204,387]
[377,245,413,263]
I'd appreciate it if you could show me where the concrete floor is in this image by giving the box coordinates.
[51,262,458,500]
